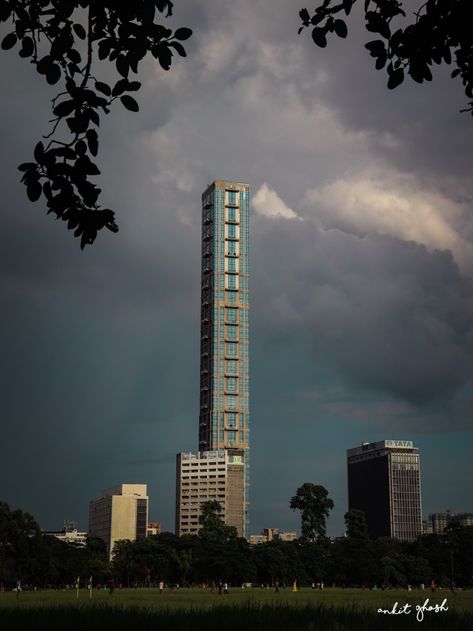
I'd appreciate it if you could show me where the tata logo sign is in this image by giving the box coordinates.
[385,440,413,448]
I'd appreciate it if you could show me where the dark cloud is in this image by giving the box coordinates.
[253,215,473,412]
[0,0,472,536]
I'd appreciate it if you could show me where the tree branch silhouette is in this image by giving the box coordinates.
[299,0,473,115]
[0,1,192,248]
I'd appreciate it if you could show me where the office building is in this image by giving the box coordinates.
[457,513,473,527]
[248,528,297,545]
[278,531,298,542]
[347,440,422,542]
[176,450,245,536]
[176,180,250,537]
[430,510,454,534]
[427,511,473,534]
[422,519,434,535]
[147,521,161,536]
[89,484,148,560]
[43,521,87,546]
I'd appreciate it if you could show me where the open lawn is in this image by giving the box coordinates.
[1,587,472,630]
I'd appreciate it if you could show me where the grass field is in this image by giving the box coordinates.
[1,587,472,630]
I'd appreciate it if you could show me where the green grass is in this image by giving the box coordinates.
[1,588,472,630]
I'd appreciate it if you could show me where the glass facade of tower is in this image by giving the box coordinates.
[199,180,250,533]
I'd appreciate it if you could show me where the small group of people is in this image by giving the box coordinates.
[217,581,229,594]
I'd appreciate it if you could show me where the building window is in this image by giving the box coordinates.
[226,360,238,374]
[227,241,239,256]
[227,274,237,289]
[227,207,237,222]
[226,307,238,323]
[226,325,238,340]
[228,191,237,205]
[226,342,237,357]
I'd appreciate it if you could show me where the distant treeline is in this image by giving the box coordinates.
[1,501,473,588]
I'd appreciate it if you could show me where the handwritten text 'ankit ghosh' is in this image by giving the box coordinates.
[378,598,448,622]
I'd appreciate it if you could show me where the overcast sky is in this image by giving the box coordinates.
[1,0,472,536]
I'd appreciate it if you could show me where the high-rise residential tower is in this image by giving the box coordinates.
[176,180,250,537]
[199,181,250,459]
[347,440,422,542]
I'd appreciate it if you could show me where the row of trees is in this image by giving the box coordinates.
[0,502,109,586]
[2,493,472,589]
[112,526,473,589]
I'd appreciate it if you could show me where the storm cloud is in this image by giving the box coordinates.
[0,0,472,536]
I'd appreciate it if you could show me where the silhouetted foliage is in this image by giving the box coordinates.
[0,1,192,248]
[299,0,473,115]
[0,502,109,585]
[2,500,473,588]
[290,483,334,542]
[345,508,369,539]
[0,501,41,583]
[198,500,239,544]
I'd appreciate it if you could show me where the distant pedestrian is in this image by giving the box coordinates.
[275,580,280,593]
[218,581,223,595]
[109,579,115,596]
[224,583,229,594]
[159,581,164,594]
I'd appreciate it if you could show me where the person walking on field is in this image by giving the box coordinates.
[159,581,164,594]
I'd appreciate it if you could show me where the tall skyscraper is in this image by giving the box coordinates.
[176,180,250,537]
[89,483,149,560]
[199,181,250,460]
[347,440,422,542]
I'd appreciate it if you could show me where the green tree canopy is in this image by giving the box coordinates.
[344,508,369,539]
[289,483,334,542]
[198,500,238,544]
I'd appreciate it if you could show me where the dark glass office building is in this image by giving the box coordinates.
[347,440,422,542]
